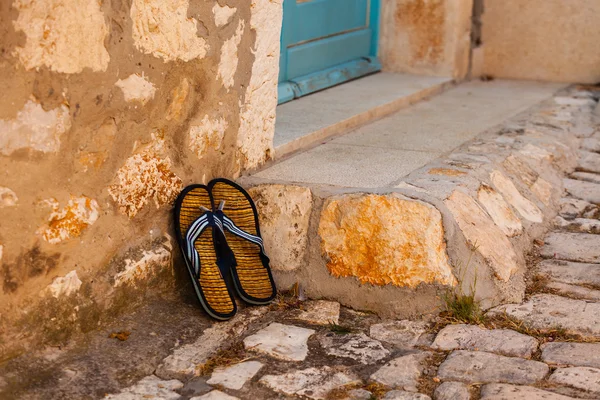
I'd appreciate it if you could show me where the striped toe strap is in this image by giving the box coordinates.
[185,211,224,277]
[216,211,269,262]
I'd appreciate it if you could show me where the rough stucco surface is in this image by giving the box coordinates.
[319,194,456,288]
[379,0,473,79]
[12,0,110,73]
[482,0,600,83]
[0,0,282,359]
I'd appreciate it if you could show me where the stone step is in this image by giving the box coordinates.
[273,73,453,160]
[242,82,594,318]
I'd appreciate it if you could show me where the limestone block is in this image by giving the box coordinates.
[437,350,548,385]
[115,74,156,105]
[319,193,454,288]
[38,196,99,244]
[260,366,359,400]
[477,184,522,237]
[480,383,576,400]
[108,137,182,218]
[0,100,71,156]
[490,170,542,223]
[130,0,208,62]
[218,20,245,89]
[237,0,282,170]
[445,190,518,282]
[248,185,312,272]
[243,323,315,361]
[432,324,538,358]
[13,0,109,73]
[488,294,600,337]
[189,116,228,160]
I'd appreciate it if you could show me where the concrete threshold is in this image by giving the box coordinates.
[263,79,566,187]
[273,72,454,160]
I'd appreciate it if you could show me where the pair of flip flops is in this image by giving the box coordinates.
[174,178,276,320]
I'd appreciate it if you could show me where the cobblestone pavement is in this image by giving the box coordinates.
[96,120,600,399]
[2,91,600,400]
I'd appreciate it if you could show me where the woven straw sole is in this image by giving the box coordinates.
[176,186,235,318]
[211,180,276,303]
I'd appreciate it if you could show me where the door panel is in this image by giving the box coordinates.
[278,0,381,104]
[290,0,368,44]
[286,28,372,79]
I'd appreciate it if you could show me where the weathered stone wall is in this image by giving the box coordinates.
[481,0,600,83]
[0,0,281,360]
[379,0,473,79]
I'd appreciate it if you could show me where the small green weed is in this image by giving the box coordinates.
[327,321,353,335]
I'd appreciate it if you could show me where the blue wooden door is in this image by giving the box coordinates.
[278,0,381,104]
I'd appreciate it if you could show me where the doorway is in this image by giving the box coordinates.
[278,0,381,104]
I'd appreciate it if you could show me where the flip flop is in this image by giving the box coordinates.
[209,178,277,305]
[173,184,237,320]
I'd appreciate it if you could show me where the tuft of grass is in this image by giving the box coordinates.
[363,382,389,399]
[442,291,484,325]
[440,243,484,325]
[327,321,354,335]
[196,341,247,376]
[271,282,303,311]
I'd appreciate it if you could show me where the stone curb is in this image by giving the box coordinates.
[240,86,597,317]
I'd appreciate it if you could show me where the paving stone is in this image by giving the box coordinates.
[488,294,600,337]
[431,324,538,358]
[243,322,315,361]
[346,388,373,399]
[105,375,184,400]
[370,351,431,391]
[546,281,600,301]
[578,150,600,174]
[582,138,600,153]
[571,171,600,184]
[542,342,600,368]
[538,259,600,287]
[156,308,267,379]
[433,381,469,400]
[296,300,340,325]
[318,332,390,364]
[206,361,263,390]
[259,366,359,400]
[554,96,596,107]
[480,383,576,400]
[554,216,600,234]
[437,350,548,385]
[190,390,240,400]
[549,367,600,395]
[369,320,430,349]
[564,178,600,204]
[558,198,597,219]
[383,391,432,400]
[540,232,600,263]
